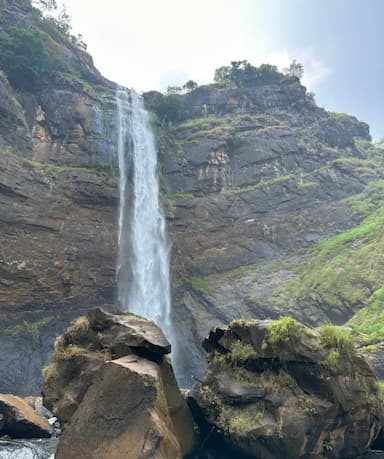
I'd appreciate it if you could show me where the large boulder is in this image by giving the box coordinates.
[190,317,384,459]
[0,394,52,439]
[42,308,196,459]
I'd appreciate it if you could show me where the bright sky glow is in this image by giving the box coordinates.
[62,0,383,138]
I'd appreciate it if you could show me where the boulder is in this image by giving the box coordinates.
[190,317,384,459]
[0,394,52,439]
[43,308,196,458]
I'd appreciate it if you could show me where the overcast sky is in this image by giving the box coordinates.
[63,0,383,139]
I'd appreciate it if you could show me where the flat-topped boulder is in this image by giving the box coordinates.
[88,308,171,357]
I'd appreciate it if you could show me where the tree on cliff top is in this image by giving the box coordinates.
[32,0,57,12]
[284,60,304,79]
[214,60,281,88]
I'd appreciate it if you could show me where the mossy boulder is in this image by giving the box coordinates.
[190,317,384,459]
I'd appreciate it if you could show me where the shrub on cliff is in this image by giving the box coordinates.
[0,27,68,90]
[145,91,184,124]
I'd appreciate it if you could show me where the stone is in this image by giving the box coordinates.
[43,310,196,458]
[190,318,384,459]
[0,394,52,439]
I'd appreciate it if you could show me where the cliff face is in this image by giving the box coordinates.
[159,82,381,383]
[0,0,119,394]
[0,0,381,393]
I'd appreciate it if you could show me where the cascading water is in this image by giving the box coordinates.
[116,87,172,342]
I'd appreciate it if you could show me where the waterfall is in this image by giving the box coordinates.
[116,87,172,340]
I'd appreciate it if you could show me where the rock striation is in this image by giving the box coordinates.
[189,318,384,459]
[42,308,196,459]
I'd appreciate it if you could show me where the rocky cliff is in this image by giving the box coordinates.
[0,0,120,394]
[158,81,382,383]
[0,0,382,393]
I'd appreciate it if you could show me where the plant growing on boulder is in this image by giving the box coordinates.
[267,316,302,348]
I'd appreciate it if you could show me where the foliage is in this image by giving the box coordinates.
[319,324,354,356]
[183,80,198,92]
[145,91,184,124]
[0,26,68,90]
[32,0,57,12]
[214,60,282,88]
[283,60,304,79]
[267,316,302,348]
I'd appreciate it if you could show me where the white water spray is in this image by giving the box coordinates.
[116,88,172,338]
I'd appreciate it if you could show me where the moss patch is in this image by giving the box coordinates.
[4,317,54,347]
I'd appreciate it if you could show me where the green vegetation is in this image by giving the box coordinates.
[319,324,354,359]
[174,117,226,132]
[284,182,384,310]
[267,316,302,348]
[227,406,264,437]
[214,60,283,88]
[0,27,69,90]
[348,287,384,343]
[229,341,258,364]
[374,381,384,401]
[145,91,184,124]
[188,276,213,295]
[4,317,54,347]
[165,193,194,200]
[329,112,352,121]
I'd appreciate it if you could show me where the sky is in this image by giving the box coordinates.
[62,0,383,139]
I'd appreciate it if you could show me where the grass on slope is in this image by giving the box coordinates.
[347,288,384,343]
[286,180,384,312]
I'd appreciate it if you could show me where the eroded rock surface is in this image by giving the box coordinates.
[0,394,52,439]
[190,318,384,459]
[43,308,196,459]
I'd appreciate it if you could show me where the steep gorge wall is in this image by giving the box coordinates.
[0,0,120,394]
[159,83,382,383]
[0,0,382,393]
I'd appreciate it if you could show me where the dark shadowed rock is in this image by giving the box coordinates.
[0,394,52,439]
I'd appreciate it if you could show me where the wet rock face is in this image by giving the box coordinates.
[43,308,196,459]
[190,318,384,459]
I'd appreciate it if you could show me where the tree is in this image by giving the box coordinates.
[214,60,281,88]
[166,85,183,95]
[145,91,184,124]
[32,0,58,12]
[284,60,304,79]
[183,80,198,92]
[53,4,72,34]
